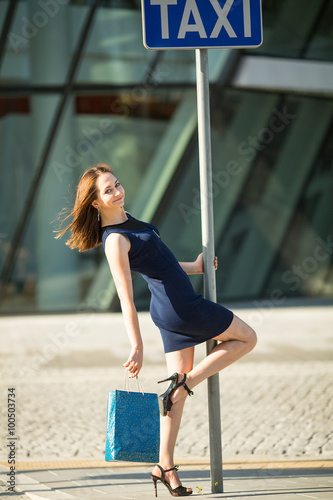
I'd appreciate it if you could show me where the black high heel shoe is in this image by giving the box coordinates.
[151,464,192,497]
[158,372,193,416]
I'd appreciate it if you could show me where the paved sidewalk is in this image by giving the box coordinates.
[1,305,333,499]
[1,459,333,499]
[1,306,332,463]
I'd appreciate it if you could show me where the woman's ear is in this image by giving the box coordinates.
[91,201,98,209]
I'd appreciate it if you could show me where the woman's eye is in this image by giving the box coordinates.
[115,182,120,187]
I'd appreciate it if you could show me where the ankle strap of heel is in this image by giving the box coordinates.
[164,465,179,473]
[154,464,179,480]
[181,374,193,396]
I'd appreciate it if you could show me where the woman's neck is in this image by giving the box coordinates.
[101,208,128,227]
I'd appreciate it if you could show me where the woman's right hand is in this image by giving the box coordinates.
[123,347,143,378]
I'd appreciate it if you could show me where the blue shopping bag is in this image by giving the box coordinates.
[105,388,160,463]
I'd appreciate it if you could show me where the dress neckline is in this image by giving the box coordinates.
[101,216,161,239]
[101,219,128,229]
[101,213,131,230]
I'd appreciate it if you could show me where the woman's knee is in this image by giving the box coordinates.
[246,325,257,351]
[237,315,257,349]
[235,321,257,353]
[216,315,257,348]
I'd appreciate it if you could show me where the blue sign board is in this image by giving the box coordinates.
[141,0,262,50]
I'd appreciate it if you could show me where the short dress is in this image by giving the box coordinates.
[101,213,234,353]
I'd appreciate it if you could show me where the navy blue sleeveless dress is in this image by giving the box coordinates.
[101,213,234,353]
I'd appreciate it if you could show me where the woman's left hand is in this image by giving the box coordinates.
[195,253,218,273]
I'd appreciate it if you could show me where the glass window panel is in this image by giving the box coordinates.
[156,50,231,85]
[1,0,88,85]
[0,93,72,313]
[152,51,196,85]
[215,94,333,302]
[76,5,153,85]
[247,0,333,62]
[0,92,62,260]
[0,1,10,29]
[266,121,333,298]
[305,1,333,61]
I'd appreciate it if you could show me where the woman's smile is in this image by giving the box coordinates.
[114,196,124,203]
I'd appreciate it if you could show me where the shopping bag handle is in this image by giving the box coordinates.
[124,370,145,395]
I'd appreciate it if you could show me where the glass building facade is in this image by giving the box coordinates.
[0,0,332,314]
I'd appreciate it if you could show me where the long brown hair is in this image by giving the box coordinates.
[54,163,113,252]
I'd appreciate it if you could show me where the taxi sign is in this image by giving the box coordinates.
[141,0,263,50]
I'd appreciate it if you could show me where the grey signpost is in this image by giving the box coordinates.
[141,0,263,493]
[196,46,224,492]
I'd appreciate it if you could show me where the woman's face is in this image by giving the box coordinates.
[94,172,125,210]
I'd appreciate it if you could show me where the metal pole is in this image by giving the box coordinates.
[195,48,223,494]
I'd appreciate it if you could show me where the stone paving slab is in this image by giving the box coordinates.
[1,462,333,500]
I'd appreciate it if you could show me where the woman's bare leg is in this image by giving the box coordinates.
[171,315,256,403]
[152,346,194,491]
[153,315,256,489]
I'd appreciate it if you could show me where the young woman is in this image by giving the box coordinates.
[56,164,256,497]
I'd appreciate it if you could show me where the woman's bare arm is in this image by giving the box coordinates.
[105,233,143,378]
[179,253,218,274]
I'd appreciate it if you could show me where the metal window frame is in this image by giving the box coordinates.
[0,0,18,72]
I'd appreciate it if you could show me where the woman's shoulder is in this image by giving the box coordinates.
[102,226,130,240]
[103,231,131,254]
